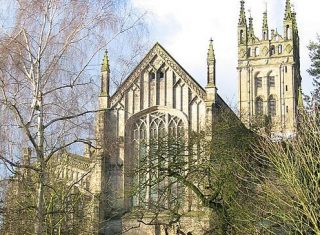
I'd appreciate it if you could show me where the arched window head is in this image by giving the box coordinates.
[256,97,263,116]
[268,96,276,116]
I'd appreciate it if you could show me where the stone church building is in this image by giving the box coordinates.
[61,0,303,234]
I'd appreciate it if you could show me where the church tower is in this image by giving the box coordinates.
[238,0,302,137]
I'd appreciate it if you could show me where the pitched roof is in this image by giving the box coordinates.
[109,42,206,107]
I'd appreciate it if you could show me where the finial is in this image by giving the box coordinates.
[248,12,254,34]
[101,50,109,72]
[207,38,215,62]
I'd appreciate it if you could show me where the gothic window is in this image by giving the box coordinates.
[268,96,276,116]
[240,30,244,44]
[255,47,260,56]
[268,76,275,87]
[270,45,275,56]
[263,32,267,40]
[256,77,262,88]
[131,112,185,208]
[256,97,263,116]
[278,44,283,54]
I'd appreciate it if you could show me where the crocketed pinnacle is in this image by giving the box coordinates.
[238,0,247,26]
[248,15,254,35]
[101,50,109,72]
[207,38,215,64]
[284,0,293,20]
[262,10,268,30]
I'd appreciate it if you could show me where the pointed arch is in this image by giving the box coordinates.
[268,95,277,116]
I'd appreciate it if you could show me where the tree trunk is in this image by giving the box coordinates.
[35,171,45,235]
[35,94,45,235]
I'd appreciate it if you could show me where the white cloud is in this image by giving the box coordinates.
[132,0,320,105]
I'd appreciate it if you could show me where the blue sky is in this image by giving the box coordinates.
[132,0,320,105]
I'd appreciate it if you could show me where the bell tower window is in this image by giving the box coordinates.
[240,30,244,44]
[268,76,275,87]
[256,76,262,88]
[268,96,276,116]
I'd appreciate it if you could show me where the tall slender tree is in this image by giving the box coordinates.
[0,0,147,234]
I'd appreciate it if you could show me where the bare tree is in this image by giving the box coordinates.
[242,112,320,234]
[0,0,147,234]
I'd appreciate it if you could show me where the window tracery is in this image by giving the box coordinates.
[131,112,185,207]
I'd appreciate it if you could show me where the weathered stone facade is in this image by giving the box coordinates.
[238,0,302,137]
[95,42,226,234]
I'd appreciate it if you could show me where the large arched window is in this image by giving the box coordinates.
[131,112,185,207]
[268,95,276,116]
[256,97,264,116]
